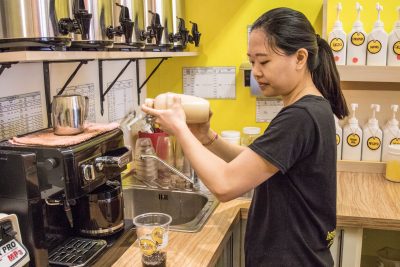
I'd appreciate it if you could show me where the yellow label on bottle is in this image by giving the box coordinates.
[386,160,400,182]
[367,40,382,54]
[393,41,400,56]
[330,38,344,52]
[351,32,365,46]
[347,133,360,147]
[391,138,400,145]
[367,136,381,150]
[336,134,340,145]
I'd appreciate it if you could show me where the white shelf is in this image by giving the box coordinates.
[337,66,400,83]
[0,51,198,63]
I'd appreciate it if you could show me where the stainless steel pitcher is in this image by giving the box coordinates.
[52,94,89,135]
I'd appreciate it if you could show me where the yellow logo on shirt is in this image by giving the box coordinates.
[326,230,336,248]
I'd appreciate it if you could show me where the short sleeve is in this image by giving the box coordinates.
[249,107,315,174]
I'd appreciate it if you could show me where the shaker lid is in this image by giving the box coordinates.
[243,127,261,135]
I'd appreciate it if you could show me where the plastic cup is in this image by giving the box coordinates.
[133,213,172,267]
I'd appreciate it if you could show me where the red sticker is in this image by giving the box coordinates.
[397,55,400,60]
[334,56,339,61]
[352,57,358,63]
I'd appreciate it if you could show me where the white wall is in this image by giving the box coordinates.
[0,59,147,140]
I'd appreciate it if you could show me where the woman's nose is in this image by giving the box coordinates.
[252,66,262,78]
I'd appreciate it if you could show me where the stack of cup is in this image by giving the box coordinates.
[134,138,158,182]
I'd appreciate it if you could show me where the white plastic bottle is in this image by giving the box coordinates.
[382,105,400,161]
[367,3,388,66]
[335,116,343,160]
[387,7,400,66]
[347,2,368,65]
[328,3,347,65]
[362,104,383,161]
[145,92,210,123]
[342,103,363,161]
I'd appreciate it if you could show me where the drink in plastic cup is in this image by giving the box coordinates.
[133,213,172,267]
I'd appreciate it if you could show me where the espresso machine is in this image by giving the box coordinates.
[0,128,130,266]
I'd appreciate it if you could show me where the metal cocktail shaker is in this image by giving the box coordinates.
[52,95,89,135]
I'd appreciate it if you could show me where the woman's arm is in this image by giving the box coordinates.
[198,128,246,162]
[141,97,278,202]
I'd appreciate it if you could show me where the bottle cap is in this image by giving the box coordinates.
[333,3,344,29]
[353,2,364,28]
[367,104,380,128]
[243,127,261,135]
[221,130,240,138]
[374,3,384,28]
[388,104,399,126]
[349,103,359,125]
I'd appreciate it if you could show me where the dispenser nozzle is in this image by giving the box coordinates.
[356,2,363,21]
[370,104,380,119]
[391,104,399,119]
[336,3,343,22]
[351,103,359,118]
[397,6,400,20]
[376,2,383,22]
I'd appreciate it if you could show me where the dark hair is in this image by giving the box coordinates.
[251,7,349,119]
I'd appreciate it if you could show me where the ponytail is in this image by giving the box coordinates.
[312,36,349,119]
[252,8,349,119]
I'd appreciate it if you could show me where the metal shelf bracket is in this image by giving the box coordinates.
[0,62,18,76]
[98,59,136,115]
[136,58,168,105]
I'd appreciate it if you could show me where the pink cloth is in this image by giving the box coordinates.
[10,122,120,147]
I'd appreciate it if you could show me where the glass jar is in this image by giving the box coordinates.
[385,144,400,182]
[221,130,241,145]
[241,127,261,146]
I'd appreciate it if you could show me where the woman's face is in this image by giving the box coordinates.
[247,29,300,97]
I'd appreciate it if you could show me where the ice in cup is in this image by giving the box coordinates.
[133,213,172,267]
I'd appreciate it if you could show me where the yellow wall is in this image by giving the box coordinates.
[326,0,399,34]
[146,0,324,134]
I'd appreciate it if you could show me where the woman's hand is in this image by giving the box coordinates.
[187,111,213,144]
[141,95,187,135]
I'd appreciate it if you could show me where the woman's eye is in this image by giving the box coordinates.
[260,61,269,65]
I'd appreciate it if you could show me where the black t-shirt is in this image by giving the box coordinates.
[246,95,336,267]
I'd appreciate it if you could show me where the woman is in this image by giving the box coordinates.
[142,7,348,267]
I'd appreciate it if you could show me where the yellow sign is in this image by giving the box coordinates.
[393,41,400,56]
[391,138,400,145]
[351,32,365,46]
[336,134,340,145]
[330,38,344,52]
[367,137,381,150]
[347,134,360,147]
[367,40,382,54]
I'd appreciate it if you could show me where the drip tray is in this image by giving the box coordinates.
[49,237,107,267]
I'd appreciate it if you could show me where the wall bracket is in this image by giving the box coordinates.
[0,62,18,76]
[98,59,136,115]
[136,58,168,105]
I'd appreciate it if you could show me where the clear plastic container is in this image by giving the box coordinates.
[385,145,400,182]
[241,127,261,146]
[221,130,241,145]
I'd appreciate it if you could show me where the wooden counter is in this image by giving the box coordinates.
[112,171,400,266]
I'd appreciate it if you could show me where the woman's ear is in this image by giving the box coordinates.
[295,48,309,70]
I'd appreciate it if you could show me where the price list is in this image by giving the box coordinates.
[0,92,44,140]
[256,97,284,123]
[107,79,134,122]
[183,67,236,99]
